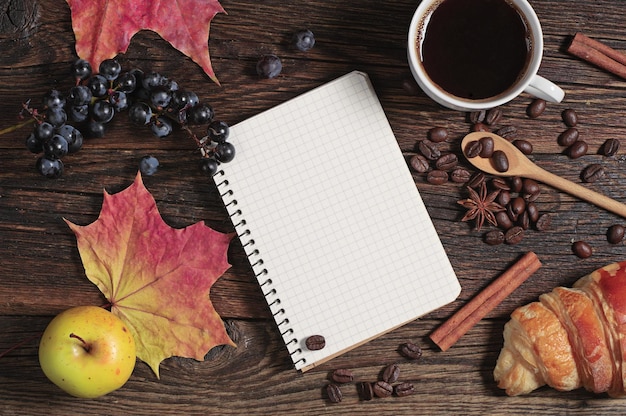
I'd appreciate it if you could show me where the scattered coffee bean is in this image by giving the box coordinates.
[504,226,524,244]
[600,138,620,157]
[558,127,579,147]
[510,197,526,216]
[394,382,416,397]
[572,240,592,258]
[491,177,510,191]
[409,154,430,173]
[305,335,326,350]
[566,140,588,159]
[464,140,482,158]
[506,203,519,222]
[326,383,343,403]
[496,190,511,206]
[513,139,533,155]
[426,169,448,185]
[491,150,509,172]
[472,122,490,132]
[607,224,626,244]
[535,213,552,231]
[518,211,530,230]
[373,381,393,398]
[581,164,605,183]
[399,342,422,360]
[382,364,400,384]
[509,176,523,193]
[562,108,578,127]
[526,202,539,223]
[496,211,513,230]
[435,153,458,171]
[418,139,441,160]
[428,127,448,143]
[527,98,546,118]
[469,110,486,124]
[522,178,540,195]
[450,167,471,183]
[331,369,354,384]
[485,107,503,125]
[479,136,495,158]
[467,171,486,189]
[484,230,505,245]
[494,125,517,139]
[357,381,374,401]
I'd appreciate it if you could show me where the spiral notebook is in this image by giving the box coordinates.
[213,71,460,371]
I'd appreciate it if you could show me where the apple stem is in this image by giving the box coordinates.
[69,333,92,352]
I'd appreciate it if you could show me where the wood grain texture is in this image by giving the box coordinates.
[2,0,626,414]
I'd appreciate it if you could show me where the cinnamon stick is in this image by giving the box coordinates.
[567,33,626,79]
[430,251,541,351]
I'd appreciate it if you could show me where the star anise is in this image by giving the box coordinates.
[457,182,505,231]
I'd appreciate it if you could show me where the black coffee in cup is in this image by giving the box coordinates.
[418,0,531,100]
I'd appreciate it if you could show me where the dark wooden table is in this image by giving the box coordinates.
[2,0,626,414]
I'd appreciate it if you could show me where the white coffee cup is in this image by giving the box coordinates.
[407,0,564,111]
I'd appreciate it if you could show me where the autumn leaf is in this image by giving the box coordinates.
[65,173,236,377]
[65,0,226,83]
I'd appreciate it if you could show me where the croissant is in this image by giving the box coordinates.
[494,260,626,397]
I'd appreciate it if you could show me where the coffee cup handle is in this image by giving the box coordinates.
[524,75,565,103]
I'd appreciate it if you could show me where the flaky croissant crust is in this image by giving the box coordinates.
[494,260,626,397]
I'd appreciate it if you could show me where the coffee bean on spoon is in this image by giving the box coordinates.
[479,136,494,157]
[464,140,482,158]
[491,150,509,172]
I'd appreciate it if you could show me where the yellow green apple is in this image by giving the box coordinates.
[38,305,136,398]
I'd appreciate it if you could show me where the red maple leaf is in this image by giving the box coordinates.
[65,0,225,83]
[65,173,235,377]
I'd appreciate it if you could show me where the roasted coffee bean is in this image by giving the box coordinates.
[305,335,326,350]
[513,139,533,155]
[497,190,511,206]
[581,164,605,183]
[394,382,416,397]
[600,138,620,157]
[527,98,546,118]
[464,140,482,158]
[491,150,509,172]
[485,107,503,125]
[467,171,486,189]
[331,369,354,384]
[409,154,430,173]
[535,213,552,231]
[504,226,524,244]
[558,127,579,147]
[479,136,495,158]
[491,177,510,191]
[522,178,540,195]
[418,139,441,160]
[607,224,626,244]
[469,110,486,124]
[494,125,517,139]
[509,176,523,193]
[562,108,578,127]
[572,241,592,258]
[496,211,513,230]
[506,203,519,222]
[326,384,343,403]
[484,230,505,245]
[472,122,490,132]
[518,211,530,230]
[382,364,400,383]
[428,126,449,143]
[526,202,539,223]
[523,191,540,203]
[399,342,422,359]
[373,381,393,398]
[450,167,471,183]
[426,169,448,185]
[510,197,526,216]
[357,382,374,401]
[435,153,458,171]
[566,140,588,159]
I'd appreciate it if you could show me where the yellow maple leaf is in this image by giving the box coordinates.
[65,173,235,377]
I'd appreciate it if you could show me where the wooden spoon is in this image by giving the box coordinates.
[461,131,626,219]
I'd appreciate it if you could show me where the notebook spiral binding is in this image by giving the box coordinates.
[214,171,305,366]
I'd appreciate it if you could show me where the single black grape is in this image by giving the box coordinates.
[57,125,83,154]
[88,75,109,98]
[36,157,64,178]
[150,117,173,138]
[215,141,235,163]
[99,59,122,81]
[207,120,229,143]
[188,103,214,124]
[68,105,89,123]
[139,155,159,176]
[256,54,282,79]
[43,134,69,159]
[71,59,92,81]
[109,91,128,112]
[142,72,167,90]
[114,72,137,92]
[67,85,92,106]
[128,102,153,125]
[25,133,42,153]
[84,120,105,138]
[91,100,115,123]
[186,91,199,108]
[46,108,67,127]
[200,158,219,176]
[293,29,315,52]
[169,90,192,111]
[34,122,55,141]
[43,90,66,110]
[150,87,172,109]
